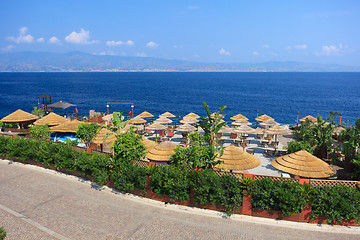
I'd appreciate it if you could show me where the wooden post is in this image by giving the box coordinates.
[296,111,299,126]
[339,113,342,125]
[242,173,254,216]
[86,148,92,154]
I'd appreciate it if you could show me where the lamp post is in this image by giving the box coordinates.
[106,104,109,115]
[131,104,134,118]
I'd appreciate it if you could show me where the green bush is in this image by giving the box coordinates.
[75,152,110,185]
[52,143,79,170]
[287,141,313,154]
[217,175,243,216]
[251,178,306,216]
[112,130,145,162]
[0,226,6,240]
[151,165,190,201]
[111,158,147,192]
[30,124,51,140]
[190,170,221,205]
[7,137,37,161]
[310,185,360,223]
[0,136,11,155]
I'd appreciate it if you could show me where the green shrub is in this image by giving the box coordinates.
[0,226,6,240]
[251,178,306,216]
[75,152,110,185]
[30,124,51,140]
[287,141,313,154]
[7,137,37,161]
[217,175,243,216]
[112,130,145,162]
[310,185,360,223]
[0,136,11,155]
[151,165,190,201]
[111,158,147,192]
[52,143,79,170]
[190,169,221,205]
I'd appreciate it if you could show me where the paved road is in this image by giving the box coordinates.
[1,160,359,240]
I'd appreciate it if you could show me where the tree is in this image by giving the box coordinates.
[340,117,360,174]
[112,130,145,162]
[31,106,45,118]
[76,123,103,148]
[107,112,130,136]
[30,125,51,140]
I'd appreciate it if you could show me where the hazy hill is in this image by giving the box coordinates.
[0,51,359,72]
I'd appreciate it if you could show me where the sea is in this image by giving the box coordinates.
[0,72,359,126]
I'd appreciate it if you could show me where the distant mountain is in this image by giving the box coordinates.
[0,51,359,72]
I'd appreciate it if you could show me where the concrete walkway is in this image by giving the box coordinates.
[1,159,359,240]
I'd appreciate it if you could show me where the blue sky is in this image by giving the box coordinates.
[1,0,359,65]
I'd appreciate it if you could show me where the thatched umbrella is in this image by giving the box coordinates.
[50,120,82,133]
[176,123,196,132]
[232,119,252,126]
[34,112,69,127]
[146,123,167,142]
[255,114,274,122]
[92,128,116,145]
[160,112,176,118]
[260,119,280,127]
[218,126,233,133]
[129,117,147,124]
[210,112,225,118]
[137,111,154,119]
[184,112,200,118]
[141,137,158,153]
[180,117,199,124]
[146,141,178,163]
[300,115,317,123]
[48,101,76,109]
[271,150,336,178]
[154,117,172,124]
[1,109,39,125]
[235,125,255,134]
[333,126,345,135]
[216,145,261,171]
[230,114,249,121]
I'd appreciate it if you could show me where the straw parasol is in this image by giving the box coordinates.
[1,109,39,123]
[232,119,252,126]
[184,112,200,118]
[218,126,233,133]
[160,112,176,118]
[260,119,280,127]
[255,114,274,122]
[271,150,336,178]
[154,117,172,124]
[146,123,167,142]
[50,120,82,133]
[129,117,147,124]
[216,145,261,171]
[141,137,158,152]
[137,111,154,118]
[333,126,345,135]
[92,128,117,144]
[34,112,69,126]
[267,125,291,135]
[146,141,178,162]
[230,114,249,121]
[300,115,318,123]
[235,125,255,134]
[180,117,199,124]
[176,123,196,132]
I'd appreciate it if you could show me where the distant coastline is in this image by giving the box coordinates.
[1,51,359,72]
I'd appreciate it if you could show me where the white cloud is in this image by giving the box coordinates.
[252,51,259,56]
[6,27,34,43]
[315,44,343,56]
[49,36,61,44]
[219,48,231,56]
[173,45,183,49]
[2,45,15,52]
[106,40,134,46]
[263,44,269,48]
[125,40,134,46]
[135,52,147,57]
[93,51,119,56]
[295,44,307,50]
[194,54,200,58]
[146,41,158,48]
[37,38,45,43]
[65,28,97,44]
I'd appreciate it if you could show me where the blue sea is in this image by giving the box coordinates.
[0,72,359,126]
